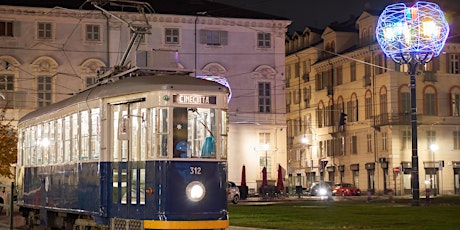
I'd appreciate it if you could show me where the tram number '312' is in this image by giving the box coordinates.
[190,167,202,175]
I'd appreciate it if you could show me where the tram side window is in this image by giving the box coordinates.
[36,124,43,164]
[140,108,147,161]
[221,110,228,159]
[42,122,49,164]
[72,113,79,161]
[49,121,55,164]
[91,108,100,159]
[81,111,90,160]
[56,118,63,163]
[30,126,36,165]
[151,108,168,158]
[64,116,71,162]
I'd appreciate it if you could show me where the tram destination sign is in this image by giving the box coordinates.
[173,94,216,105]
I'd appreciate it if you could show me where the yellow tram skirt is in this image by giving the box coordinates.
[144,219,229,229]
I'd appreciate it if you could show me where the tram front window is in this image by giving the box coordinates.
[173,107,217,158]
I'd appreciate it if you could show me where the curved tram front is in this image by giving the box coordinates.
[16,74,230,229]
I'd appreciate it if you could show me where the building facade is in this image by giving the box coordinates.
[0,0,290,193]
[286,10,460,195]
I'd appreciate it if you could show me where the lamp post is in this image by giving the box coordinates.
[263,143,270,169]
[376,1,449,206]
[430,143,439,195]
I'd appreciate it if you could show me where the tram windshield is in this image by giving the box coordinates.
[173,107,217,158]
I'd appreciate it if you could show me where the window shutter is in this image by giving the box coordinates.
[199,30,207,44]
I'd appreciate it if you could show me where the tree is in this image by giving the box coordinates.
[0,108,17,178]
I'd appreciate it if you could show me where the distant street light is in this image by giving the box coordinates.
[376,1,449,206]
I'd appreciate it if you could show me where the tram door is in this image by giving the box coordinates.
[111,100,147,218]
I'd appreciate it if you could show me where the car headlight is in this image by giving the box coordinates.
[319,188,327,196]
[186,181,206,202]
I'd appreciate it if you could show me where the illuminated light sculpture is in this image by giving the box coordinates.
[376,1,449,206]
[196,75,232,102]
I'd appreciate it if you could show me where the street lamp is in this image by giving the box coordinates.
[263,143,270,168]
[376,1,449,206]
[430,143,439,195]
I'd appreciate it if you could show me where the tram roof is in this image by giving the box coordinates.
[19,74,229,124]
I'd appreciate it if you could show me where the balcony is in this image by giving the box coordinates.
[372,113,424,126]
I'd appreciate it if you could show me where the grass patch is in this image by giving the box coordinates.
[228,196,460,229]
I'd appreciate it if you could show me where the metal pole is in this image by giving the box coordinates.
[9,182,13,230]
[409,60,420,206]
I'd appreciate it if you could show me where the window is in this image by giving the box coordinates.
[402,130,411,150]
[380,92,388,122]
[427,130,436,150]
[424,92,436,115]
[0,74,14,90]
[452,93,460,116]
[257,32,271,48]
[259,132,271,174]
[365,93,372,119]
[367,134,372,153]
[350,62,356,82]
[382,132,388,151]
[86,24,100,41]
[37,22,52,39]
[200,30,228,46]
[86,76,96,87]
[37,76,52,107]
[0,21,13,37]
[401,92,410,114]
[351,135,358,154]
[336,66,343,85]
[347,98,358,122]
[258,82,271,113]
[454,131,460,150]
[165,28,179,44]
[449,54,459,74]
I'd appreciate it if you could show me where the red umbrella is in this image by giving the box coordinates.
[276,164,284,192]
[241,165,247,187]
[262,167,268,187]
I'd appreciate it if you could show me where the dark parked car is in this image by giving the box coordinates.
[332,183,361,196]
[306,182,332,196]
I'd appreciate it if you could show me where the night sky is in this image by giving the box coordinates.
[215,0,460,33]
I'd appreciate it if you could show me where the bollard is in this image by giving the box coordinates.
[425,188,430,205]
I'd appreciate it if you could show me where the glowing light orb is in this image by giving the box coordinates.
[376,1,449,64]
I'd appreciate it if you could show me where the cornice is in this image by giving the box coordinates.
[0,5,290,30]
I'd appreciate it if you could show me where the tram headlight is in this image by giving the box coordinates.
[186,181,206,202]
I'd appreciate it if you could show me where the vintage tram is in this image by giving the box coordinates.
[15,70,230,229]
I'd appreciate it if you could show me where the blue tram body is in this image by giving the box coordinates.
[16,73,230,229]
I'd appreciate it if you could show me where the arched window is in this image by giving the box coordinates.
[424,86,437,116]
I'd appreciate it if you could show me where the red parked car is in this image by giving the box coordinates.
[332,183,361,196]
